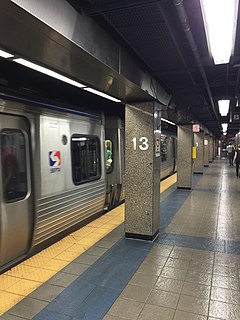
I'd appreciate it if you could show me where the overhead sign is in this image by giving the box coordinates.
[193,124,200,132]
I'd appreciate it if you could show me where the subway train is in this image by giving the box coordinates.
[0,94,176,273]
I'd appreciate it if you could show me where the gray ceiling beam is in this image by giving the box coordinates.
[0,0,172,105]
[83,0,160,16]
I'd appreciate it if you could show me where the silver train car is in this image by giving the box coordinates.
[0,94,108,273]
[160,132,177,179]
[0,94,176,273]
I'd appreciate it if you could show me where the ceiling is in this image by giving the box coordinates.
[67,0,240,138]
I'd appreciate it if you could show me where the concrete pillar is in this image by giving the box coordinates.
[204,134,210,167]
[177,125,193,189]
[215,138,219,157]
[125,102,161,240]
[209,136,213,163]
[213,138,216,158]
[194,131,204,174]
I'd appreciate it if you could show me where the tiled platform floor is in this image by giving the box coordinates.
[2,159,240,319]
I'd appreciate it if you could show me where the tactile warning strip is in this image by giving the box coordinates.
[0,174,176,315]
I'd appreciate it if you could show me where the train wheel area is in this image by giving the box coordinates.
[0,174,176,316]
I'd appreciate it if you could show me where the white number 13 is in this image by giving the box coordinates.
[132,137,149,151]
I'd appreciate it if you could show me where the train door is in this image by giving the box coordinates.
[105,117,124,209]
[0,114,33,268]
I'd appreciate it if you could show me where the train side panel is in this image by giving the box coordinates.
[0,96,106,272]
[32,114,106,247]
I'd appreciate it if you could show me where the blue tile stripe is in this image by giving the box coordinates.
[160,189,190,231]
[158,170,240,255]
[159,171,204,231]
[157,232,240,255]
[33,239,153,320]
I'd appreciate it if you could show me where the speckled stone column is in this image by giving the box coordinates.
[194,132,204,174]
[209,136,213,162]
[204,135,210,167]
[125,102,161,240]
[214,138,218,158]
[177,125,193,189]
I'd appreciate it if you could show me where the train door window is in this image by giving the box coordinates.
[88,139,99,177]
[160,136,167,162]
[1,129,28,202]
[71,135,101,184]
[105,140,113,173]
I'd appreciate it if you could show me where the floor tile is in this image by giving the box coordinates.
[185,271,212,285]
[212,274,239,291]
[165,257,190,270]
[129,272,158,288]
[137,261,163,276]
[29,283,64,302]
[146,289,179,309]
[103,315,124,320]
[155,276,184,294]
[119,284,152,302]
[137,304,175,320]
[7,298,48,319]
[211,286,240,305]
[108,297,144,320]
[173,310,207,320]
[61,262,89,275]
[181,282,210,299]
[47,272,78,287]
[177,294,209,316]
[161,266,187,281]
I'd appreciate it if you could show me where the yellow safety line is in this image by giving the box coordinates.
[0,174,177,315]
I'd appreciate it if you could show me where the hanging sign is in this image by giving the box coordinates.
[193,124,200,132]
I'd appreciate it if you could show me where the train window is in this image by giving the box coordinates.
[71,135,101,185]
[161,136,167,162]
[105,140,113,173]
[1,129,28,202]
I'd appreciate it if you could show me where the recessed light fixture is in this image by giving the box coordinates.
[218,100,230,116]
[200,0,239,64]
[13,58,86,89]
[161,118,176,125]
[83,87,121,102]
[0,49,14,59]
[221,123,228,132]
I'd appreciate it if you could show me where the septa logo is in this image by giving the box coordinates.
[49,151,61,173]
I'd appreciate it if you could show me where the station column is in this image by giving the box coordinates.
[209,136,214,163]
[194,131,204,174]
[177,125,193,189]
[204,134,210,167]
[125,102,161,240]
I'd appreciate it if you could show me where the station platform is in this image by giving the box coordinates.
[1,159,240,320]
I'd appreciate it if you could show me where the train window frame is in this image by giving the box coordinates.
[105,139,113,174]
[71,134,101,185]
[160,136,168,162]
[1,128,28,203]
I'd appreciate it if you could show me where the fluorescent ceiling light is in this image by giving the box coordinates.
[221,123,228,132]
[13,58,85,89]
[161,118,176,125]
[0,49,14,59]
[218,100,230,116]
[83,87,121,102]
[72,137,87,141]
[200,0,239,64]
